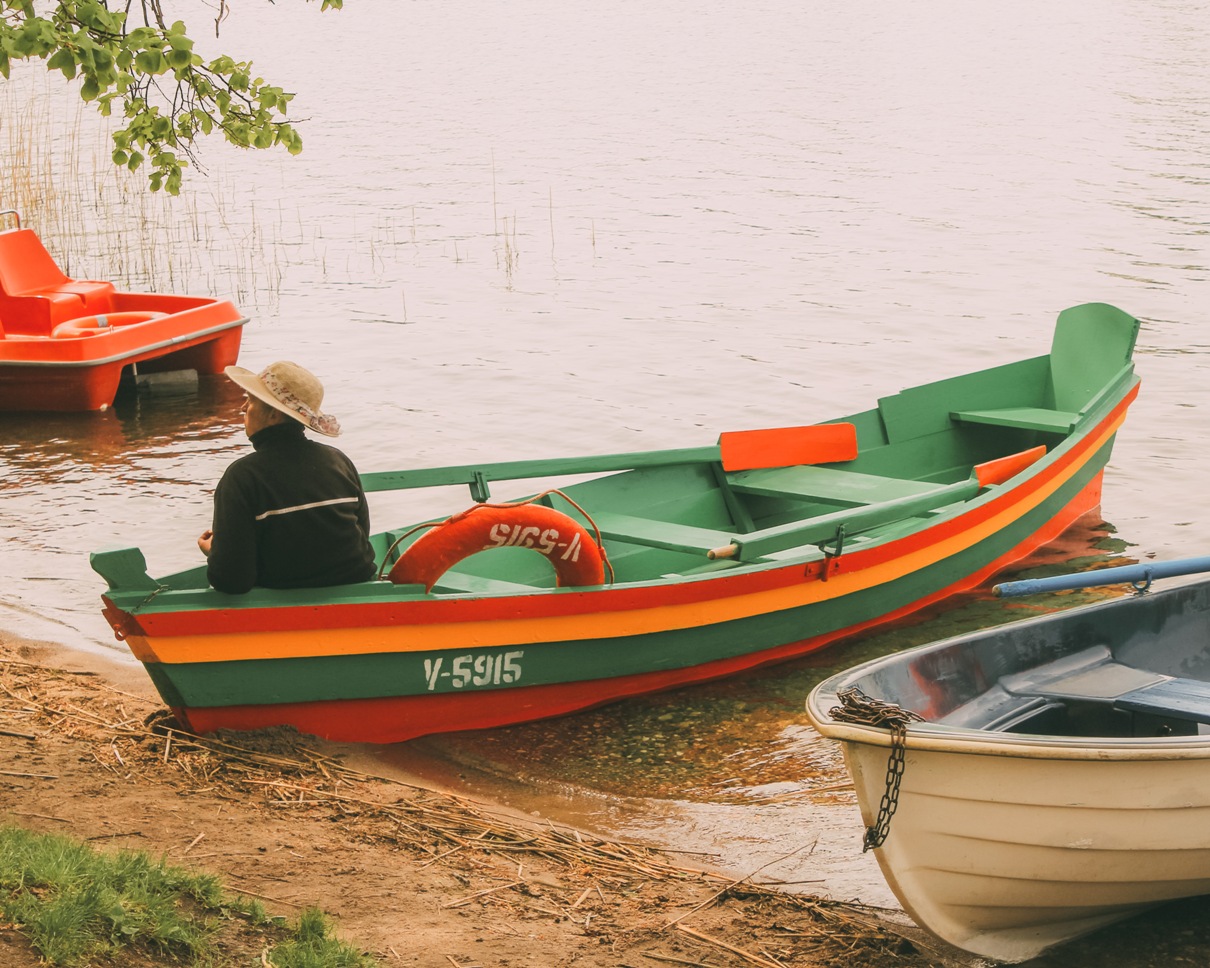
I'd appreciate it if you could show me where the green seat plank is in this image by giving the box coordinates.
[429,572,543,595]
[591,512,737,557]
[596,477,982,563]
[729,465,940,506]
[950,407,1078,433]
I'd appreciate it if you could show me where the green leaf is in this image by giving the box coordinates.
[128,27,159,45]
[1,0,333,191]
[46,47,76,78]
[134,49,165,74]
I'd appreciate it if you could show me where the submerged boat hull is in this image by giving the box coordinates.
[807,580,1210,962]
[93,302,1143,744]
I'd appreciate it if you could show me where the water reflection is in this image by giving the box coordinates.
[0,375,246,645]
[376,516,1132,902]
[0,377,244,477]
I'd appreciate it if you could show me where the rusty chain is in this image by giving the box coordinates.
[829,686,923,852]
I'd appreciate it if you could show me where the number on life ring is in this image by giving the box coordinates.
[51,311,168,339]
[387,503,605,591]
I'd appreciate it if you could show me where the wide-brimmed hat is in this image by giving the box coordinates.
[224,361,342,437]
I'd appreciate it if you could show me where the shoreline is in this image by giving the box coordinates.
[8,627,1209,967]
[0,628,960,968]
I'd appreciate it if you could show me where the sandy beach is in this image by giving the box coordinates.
[0,629,969,968]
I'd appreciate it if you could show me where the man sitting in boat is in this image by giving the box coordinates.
[197,361,376,594]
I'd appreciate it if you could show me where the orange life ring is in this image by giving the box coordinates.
[51,311,168,339]
[387,503,605,591]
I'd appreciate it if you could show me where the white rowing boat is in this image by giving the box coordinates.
[806,569,1210,962]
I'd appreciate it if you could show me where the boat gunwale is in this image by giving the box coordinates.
[805,715,1210,759]
[806,574,1210,761]
[100,379,1139,630]
[100,432,1120,675]
[0,314,249,368]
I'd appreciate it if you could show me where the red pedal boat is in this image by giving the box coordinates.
[0,211,247,412]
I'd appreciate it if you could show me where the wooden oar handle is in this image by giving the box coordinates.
[707,544,738,560]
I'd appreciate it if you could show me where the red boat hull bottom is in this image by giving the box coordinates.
[172,474,1107,744]
[0,327,242,411]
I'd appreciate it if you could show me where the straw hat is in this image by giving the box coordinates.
[224,361,342,437]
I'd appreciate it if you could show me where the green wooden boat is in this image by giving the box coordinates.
[92,302,1142,743]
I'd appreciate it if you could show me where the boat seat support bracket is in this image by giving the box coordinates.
[469,471,491,503]
[816,524,846,581]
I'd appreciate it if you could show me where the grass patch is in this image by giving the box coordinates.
[0,825,377,967]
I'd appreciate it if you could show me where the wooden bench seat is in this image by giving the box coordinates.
[594,503,943,563]
[591,511,737,557]
[728,465,941,506]
[1114,679,1210,725]
[951,407,1078,434]
[429,571,542,595]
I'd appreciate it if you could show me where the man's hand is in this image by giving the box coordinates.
[198,529,214,557]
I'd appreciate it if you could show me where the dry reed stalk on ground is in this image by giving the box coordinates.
[0,646,938,967]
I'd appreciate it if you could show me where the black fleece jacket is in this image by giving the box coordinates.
[206,422,376,594]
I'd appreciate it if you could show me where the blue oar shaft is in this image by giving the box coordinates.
[994,555,1210,598]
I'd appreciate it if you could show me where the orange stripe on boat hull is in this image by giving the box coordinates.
[172,475,1106,744]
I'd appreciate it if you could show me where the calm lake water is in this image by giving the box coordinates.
[2,0,1208,949]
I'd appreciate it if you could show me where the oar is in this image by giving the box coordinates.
[994,555,1210,598]
[710,477,982,561]
[360,423,859,500]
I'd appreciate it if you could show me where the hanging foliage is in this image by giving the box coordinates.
[0,0,343,193]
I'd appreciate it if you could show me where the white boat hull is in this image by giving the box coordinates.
[836,726,1210,962]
